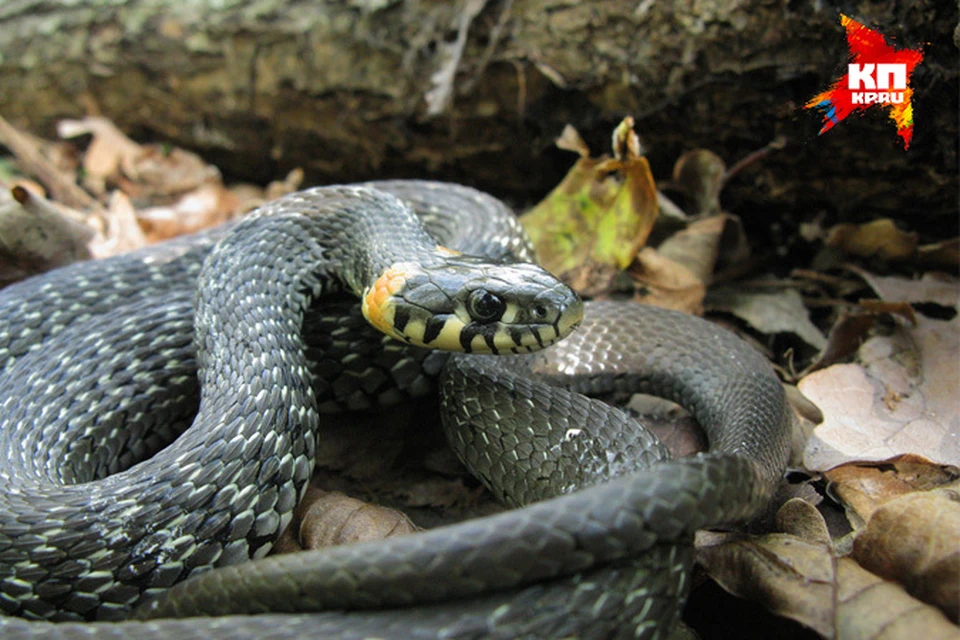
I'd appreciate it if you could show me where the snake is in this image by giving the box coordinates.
[0,181,791,638]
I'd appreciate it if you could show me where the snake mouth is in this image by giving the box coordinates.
[556,297,584,337]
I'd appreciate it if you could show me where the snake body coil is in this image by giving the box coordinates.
[0,181,791,638]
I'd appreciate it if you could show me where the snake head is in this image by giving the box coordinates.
[361,257,583,354]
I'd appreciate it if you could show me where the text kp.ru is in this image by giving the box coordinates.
[848,63,906,104]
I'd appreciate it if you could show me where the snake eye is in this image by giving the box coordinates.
[467,289,506,324]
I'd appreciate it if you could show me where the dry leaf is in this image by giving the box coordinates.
[270,521,303,555]
[853,489,960,620]
[128,145,220,199]
[654,213,751,284]
[791,268,866,299]
[0,185,93,285]
[801,314,960,470]
[807,297,924,376]
[706,286,828,350]
[775,497,831,543]
[698,513,959,639]
[270,488,418,554]
[655,214,727,283]
[521,117,658,296]
[58,116,143,195]
[697,530,836,635]
[670,149,727,216]
[555,124,591,157]
[834,556,958,639]
[629,247,706,313]
[227,183,268,213]
[916,238,959,268]
[297,489,418,550]
[136,182,240,242]
[655,191,690,224]
[59,117,221,202]
[847,268,958,308]
[5,178,45,197]
[305,402,495,519]
[626,394,706,458]
[265,167,305,201]
[786,384,825,425]
[87,190,149,258]
[806,313,876,373]
[823,455,959,525]
[711,214,752,276]
[825,219,918,261]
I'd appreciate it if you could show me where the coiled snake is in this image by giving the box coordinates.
[0,181,791,638]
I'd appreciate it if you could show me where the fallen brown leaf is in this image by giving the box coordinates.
[915,238,959,269]
[626,394,706,458]
[847,267,958,308]
[59,117,221,202]
[655,214,727,283]
[825,219,918,262]
[786,384,825,425]
[270,487,418,554]
[669,149,726,216]
[706,285,827,351]
[0,185,93,285]
[264,167,305,202]
[852,489,960,620]
[629,247,705,313]
[698,499,960,639]
[823,455,959,526]
[791,269,866,299]
[710,215,753,279]
[87,190,149,258]
[136,182,240,242]
[697,529,836,635]
[776,496,831,543]
[801,313,959,470]
[297,488,418,550]
[59,117,143,196]
[129,145,220,200]
[834,555,958,639]
[806,313,876,374]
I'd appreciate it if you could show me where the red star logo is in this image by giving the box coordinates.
[805,15,924,149]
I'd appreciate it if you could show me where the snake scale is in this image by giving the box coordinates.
[0,181,791,638]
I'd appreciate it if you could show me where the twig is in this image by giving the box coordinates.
[720,136,787,190]
[424,0,489,116]
[0,112,101,212]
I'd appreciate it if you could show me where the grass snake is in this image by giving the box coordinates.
[0,181,791,638]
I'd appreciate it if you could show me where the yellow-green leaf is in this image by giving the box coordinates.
[520,118,658,294]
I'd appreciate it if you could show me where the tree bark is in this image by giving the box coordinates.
[0,0,956,230]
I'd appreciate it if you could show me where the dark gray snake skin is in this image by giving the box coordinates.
[0,181,791,638]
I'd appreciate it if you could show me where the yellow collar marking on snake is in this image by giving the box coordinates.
[362,261,473,350]
[361,263,414,338]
